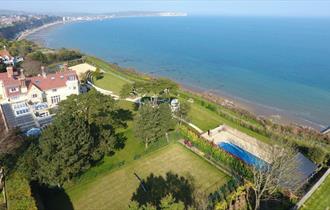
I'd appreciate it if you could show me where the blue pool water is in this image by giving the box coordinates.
[218,142,267,168]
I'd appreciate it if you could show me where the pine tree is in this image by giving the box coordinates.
[159,103,176,142]
[134,103,162,149]
[36,115,95,186]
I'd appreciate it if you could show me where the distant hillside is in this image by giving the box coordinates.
[0,16,61,40]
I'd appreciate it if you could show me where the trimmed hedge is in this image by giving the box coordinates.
[6,172,37,210]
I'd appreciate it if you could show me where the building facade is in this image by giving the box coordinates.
[0,66,80,132]
[0,66,79,106]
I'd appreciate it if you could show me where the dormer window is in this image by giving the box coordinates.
[35,80,40,84]
[60,75,64,79]
[51,77,55,80]
[68,75,75,81]
[9,87,19,93]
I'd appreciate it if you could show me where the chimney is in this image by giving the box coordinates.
[19,68,27,93]
[63,63,68,71]
[6,66,14,78]
[41,66,47,78]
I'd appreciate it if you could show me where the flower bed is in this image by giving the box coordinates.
[178,124,252,179]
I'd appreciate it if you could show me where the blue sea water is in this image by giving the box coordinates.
[28,16,330,128]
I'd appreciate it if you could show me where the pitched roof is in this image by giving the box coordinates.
[0,72,20,87]
[0,70,78,92]
[28,71,77,91]
[0,49,12,58]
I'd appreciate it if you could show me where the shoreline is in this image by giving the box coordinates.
[178,82,324,130]
[21,20,326,131]
[16,20,64,41]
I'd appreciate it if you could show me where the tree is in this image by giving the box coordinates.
[120,78,178,104]
[22,89,132,186]
[36,115,96,186]
[158,103,176,142]
[120,83,134,99]
[21,56,42,76]
[160,194,185,210]
[93,67,103,80]
[30,51,48,64]
[128,195,189,210]
[134,103,161,149]
[56,89,132,155]
[176,101,191,123]
[248,144,302,210]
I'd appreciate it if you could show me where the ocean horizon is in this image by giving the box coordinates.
[27,16,330,129]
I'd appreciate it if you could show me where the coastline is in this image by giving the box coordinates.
[22,20,326,131]
[178,83,324,130]
[16,20,64,41]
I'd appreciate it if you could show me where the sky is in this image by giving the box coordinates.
[2,0,330,17]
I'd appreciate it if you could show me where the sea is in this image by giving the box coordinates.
[26,16,330,129]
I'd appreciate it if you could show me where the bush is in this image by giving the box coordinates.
[178,124,252,179]
[307,146,327,165]
[6,172,37,210]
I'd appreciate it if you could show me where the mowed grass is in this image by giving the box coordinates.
[94,73,130,95]
[188,102,223,131]
[301,174,330,210]
[186,99,272,144]
[66,144,229,210]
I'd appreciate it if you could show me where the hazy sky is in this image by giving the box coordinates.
[3,0,330,17]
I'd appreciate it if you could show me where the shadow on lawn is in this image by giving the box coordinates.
[32,183,74,210]
[131,172,195,208]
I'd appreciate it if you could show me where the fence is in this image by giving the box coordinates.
[293,168,330,209]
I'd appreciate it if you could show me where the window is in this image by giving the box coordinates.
[51,95,61,104]
[32,94,38,98]
[16,108,29,115]
[68,75,75,81]
[9,87,19,93]
[52,88,57,92]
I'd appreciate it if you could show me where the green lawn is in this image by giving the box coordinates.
[185,98,272,144]
[301,174,330,210]
[93,73,130,95]
[66,144,229,210]
[87,55,271,144]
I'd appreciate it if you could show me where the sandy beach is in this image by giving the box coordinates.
[16,20,64,41]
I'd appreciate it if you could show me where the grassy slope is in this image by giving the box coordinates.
[87,56,272,144]
[301,174,330,210]
[67,144,229,210]
[94,73,129,95]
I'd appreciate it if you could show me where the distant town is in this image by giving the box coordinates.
[0,11,187,40]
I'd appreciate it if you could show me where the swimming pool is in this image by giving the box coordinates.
[218,142,267,168]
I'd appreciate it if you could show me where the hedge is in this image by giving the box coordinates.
[178,124,252,179]
[6,172,37,210]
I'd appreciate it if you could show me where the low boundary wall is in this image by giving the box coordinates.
[293,168,330,209]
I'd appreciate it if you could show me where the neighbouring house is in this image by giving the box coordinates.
[0,66,79,106]
[0,65,80,132]
[0,48,23,66]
